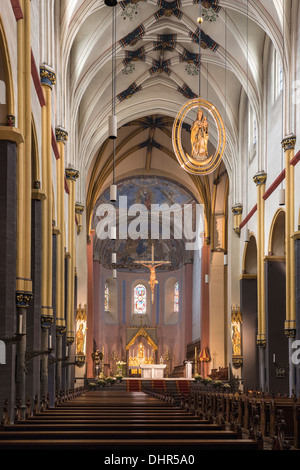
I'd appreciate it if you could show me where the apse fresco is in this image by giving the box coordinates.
[94,176,195,209]
[92,176,197,271]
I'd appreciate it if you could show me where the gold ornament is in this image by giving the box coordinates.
[172,98,226,175]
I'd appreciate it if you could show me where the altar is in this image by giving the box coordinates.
[140,364,166,379]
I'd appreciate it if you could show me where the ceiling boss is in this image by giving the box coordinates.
[172,9,226,175]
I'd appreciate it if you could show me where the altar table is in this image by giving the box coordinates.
[140,364,166,379]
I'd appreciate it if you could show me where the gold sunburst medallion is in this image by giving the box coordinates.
[172,98,226,175]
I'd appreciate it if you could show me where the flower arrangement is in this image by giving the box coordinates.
[97,379,106,387]
[213,380,223,389]
[88,382,97,390]
[106,377,116,386]
[116,361,126,377]
[194,373,203,382]
[116,375,123,382]
[202,377,213,386]
[223,383,231,391]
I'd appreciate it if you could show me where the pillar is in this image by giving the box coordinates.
[15,0,33,416]
[253,171,267,390]
[281,135,297,394]
[65,167,79,390]
[86,232,94,378]
[55,127,68,392]
[40,65,56,397]
[232,204,243,237]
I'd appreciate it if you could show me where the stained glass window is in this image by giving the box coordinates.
[134,284,147,314]
[174,281,179,312]
[104,282,109,311]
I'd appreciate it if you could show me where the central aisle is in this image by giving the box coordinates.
[0,390,258,451]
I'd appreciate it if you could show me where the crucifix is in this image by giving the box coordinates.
[135,243,171,304]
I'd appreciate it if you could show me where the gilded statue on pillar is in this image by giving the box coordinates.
[76,323,87,356]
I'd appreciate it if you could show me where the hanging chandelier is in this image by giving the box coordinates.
[172,4,226,175]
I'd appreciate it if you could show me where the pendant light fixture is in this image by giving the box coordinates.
[108,4,118,280]
[245,1,249,242]
[109,4,117,203]
[279,1,285,206]
[105,0,118,7]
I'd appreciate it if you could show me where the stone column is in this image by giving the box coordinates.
[40,65,56,398]
[0,140,18,419]
[281,135,297,395]
[15,0,33,417]
[65,168,79,389]
[232,204,243,237]
[253,171,267,391]
[55,128,68,392]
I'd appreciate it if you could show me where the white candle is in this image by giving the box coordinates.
[18,314,23,335]
[49,335,52,349]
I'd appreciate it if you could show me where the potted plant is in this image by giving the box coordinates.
[213,380,223,389]
[97,379,106,388]
[223,383,231,392]
[194,373,203,382]
[106,377,116,386]
[88,382,97,391]
[202,377,213,386]
[116,361,126,377]
[115,374,123,382]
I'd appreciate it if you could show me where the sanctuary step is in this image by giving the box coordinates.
[0,390,259,451]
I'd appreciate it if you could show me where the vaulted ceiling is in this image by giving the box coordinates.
[57,0,286,234]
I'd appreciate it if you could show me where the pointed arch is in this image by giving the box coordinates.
[0,15,14,117]
[242,233,257,276]
[268,208,286,257]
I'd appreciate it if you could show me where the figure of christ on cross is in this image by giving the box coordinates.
[135,244,171,304]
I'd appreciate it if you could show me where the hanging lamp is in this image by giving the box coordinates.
[109,4,117,203]
[108,4,118,279]
[279,1,285,206]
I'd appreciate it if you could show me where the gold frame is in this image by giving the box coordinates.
[172,97,226,175]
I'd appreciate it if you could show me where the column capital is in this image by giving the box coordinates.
[55,127,68,144]
[75,202,85,215]
[253,171,267,186]
[40,65,56,89]
[41,307,54,328]
[16,291,33,308]
[281,134,296,152]
[66,332,75,345]
[65,167,79,181]
[256,334,266,348]
[284,320,296,338]
[232,203,243,215]
[56,324,66,336]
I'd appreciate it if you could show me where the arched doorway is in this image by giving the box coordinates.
[265,209,288,394]
[240,234,259,390]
